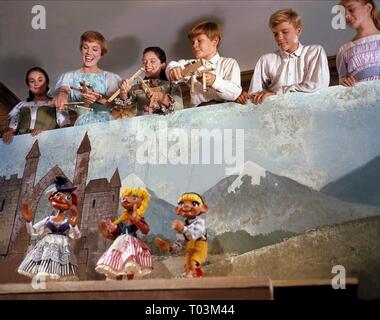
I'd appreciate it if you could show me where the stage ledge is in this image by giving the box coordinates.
[0,276,273,300]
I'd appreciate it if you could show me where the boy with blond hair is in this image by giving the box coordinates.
[166,21,242,107]
[237,9,329,105]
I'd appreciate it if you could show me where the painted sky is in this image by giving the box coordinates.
[1,81,380,205]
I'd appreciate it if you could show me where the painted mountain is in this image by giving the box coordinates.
[320,156,380,207]
[203,161,380,254]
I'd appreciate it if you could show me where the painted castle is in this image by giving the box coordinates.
[0,133,121,282]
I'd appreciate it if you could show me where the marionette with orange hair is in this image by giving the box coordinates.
[17,176,81,281]
[95,187,152,280]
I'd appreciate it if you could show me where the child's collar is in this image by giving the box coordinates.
[205,52,220,64]
[280,43,303,57]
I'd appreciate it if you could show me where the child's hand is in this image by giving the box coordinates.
[31,129,43,137]
[197,71,215,87]
[54,88,70,111]
[169,67,183,81]
[235,91,250,104]
[250,91,276,105]
[341,76,356,87]
[172,220,184,233]
[2,128,16,144]
[119,79,132,99]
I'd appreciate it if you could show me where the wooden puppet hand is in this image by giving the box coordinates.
[235,91,250,104]
[155,237,171,252]
[250,91,276,105]
[21,202,33,223]
[98,219,115,239]
[169,67,183,81]
[2,128,16,144]
[129,204,140,223]
[172,220,185,233]
[119,79,132,99]
[341,76,356,87]
[196,71,215,87]
[53,88,70,111]
[69,205,79,226]
[31,129,43,137]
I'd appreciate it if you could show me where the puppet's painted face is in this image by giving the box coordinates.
[48,191,73,211]
[143,51,166,79]
[176,199,208,219]
[121,194,142,211]
[81,41,102,68]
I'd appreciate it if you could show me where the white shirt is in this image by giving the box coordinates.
[166,52,242,107]
[248,43,330,95]
[8,100,70,130]
[170,215,207,254]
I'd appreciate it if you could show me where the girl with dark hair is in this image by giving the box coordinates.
[119,47,183,115]
[2,67,70,144]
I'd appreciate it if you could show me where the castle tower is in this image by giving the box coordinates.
[110,168,121,216]
[73,132,91,217]
[0,175,22,256]
[20,140,40,201]
[8,141,40,255]
[80,178,115,280]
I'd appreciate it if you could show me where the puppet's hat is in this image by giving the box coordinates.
[54,176,77,193]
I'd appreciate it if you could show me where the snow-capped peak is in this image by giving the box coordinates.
[227,161,266,193]
[121,173,146,189]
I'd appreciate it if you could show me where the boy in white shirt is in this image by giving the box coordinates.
[237,9,330,105]
[166,21,242,107]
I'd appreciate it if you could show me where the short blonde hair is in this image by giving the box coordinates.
[269,9,302,29]
[113,187,151,224]
[188,21,222,49]
[80,30,108,56]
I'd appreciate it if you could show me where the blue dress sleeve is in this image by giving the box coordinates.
[49,71,75,97]
[105,72,121,96]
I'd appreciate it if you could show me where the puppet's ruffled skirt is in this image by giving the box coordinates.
[17,234,79,281]
[95,234,153,279]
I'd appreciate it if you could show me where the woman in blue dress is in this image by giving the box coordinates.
[51,31,121,126]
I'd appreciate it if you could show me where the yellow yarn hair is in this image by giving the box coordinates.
[177,193,204,205]
[113,187,151,225]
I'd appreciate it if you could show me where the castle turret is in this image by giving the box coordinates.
[110,168,121,216]
[73,132,91,216]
